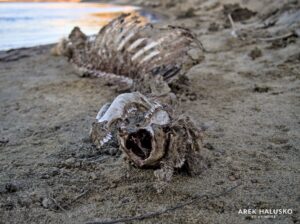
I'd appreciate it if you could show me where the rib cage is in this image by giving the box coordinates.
[66,13,203,83]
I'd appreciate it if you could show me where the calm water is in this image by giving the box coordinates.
[0,3,159,50]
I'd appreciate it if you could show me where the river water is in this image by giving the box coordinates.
[0,2,159,50]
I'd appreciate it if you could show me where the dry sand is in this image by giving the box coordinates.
[0,0,299,223]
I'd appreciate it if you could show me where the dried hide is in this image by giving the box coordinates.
[90,92,208,192]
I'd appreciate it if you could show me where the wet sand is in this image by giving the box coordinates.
[0,0,299,223]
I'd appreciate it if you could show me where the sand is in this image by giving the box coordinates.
[0,0,299,223]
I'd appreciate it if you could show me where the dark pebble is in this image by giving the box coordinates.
[204,142,215,150]
[5,183,18,193]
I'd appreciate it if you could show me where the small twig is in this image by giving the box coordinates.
[195,38,207,52]
[86,182,242,224]
[67,189,89,207]
[49,196,68,213]
[258,32,295,41]
[48,186,89,213]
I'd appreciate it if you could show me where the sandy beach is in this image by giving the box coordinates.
[0,0,299,223]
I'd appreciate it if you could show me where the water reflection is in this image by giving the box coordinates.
[0,3,159,50]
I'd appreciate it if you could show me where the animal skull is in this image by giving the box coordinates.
[90,92,207,191]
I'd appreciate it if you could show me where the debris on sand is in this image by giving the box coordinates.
[208,22,220,32]
[5,182,19,193]
[177,8,196,19]
[249,47,262,60]
[0,137,9,146]
[253,84,271,93]
[223,3,256,22]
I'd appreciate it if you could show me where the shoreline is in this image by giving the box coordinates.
[1,0,299,223]
[0,1,167,52]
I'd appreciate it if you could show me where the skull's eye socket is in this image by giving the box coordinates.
[126,129,152,160]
